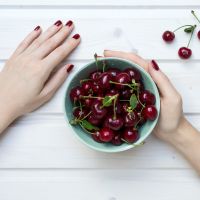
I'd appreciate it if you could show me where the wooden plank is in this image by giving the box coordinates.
[0,9,200,60]
[0,169,200,200]
[0,0,200,7]
[1,61,200,113]
[0,114,199,169]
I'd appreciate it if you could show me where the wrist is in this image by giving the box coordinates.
[167,117,199,151]
[0,102,18,134]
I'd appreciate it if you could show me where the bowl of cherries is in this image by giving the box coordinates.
[64,55,160,153]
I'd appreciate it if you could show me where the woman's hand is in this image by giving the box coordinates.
[0,20,80,133]
[103,50,184,143]
[104,50,200,174]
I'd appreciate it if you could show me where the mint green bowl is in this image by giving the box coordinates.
[64,57,160,153]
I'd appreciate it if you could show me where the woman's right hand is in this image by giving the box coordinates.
[103,50,185,143]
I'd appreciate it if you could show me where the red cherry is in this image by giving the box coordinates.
[124,68,141,81]
[73,107,89,119]
[124,111,139,127]
[104,115,124,131]
[121,102,129,114]
[115,73,131,89]
[178,47,192,59]
[70,86,85,103]
[111,134,123,146]
[107,68,121,78]
[88,114,102,126]
[162,31,175,42]
[84,98,93,107]
[99,127,114,142]
[91,100,107,119]
[120,88,133,100]
[122,128,139,143]
[81,81,93,95]
[139,90,155,105]
[98,72,112,90]
[197,30,200,40]
[142,105,158,121]
[91,82,101,94]
[92,131,103,143]
[90,71,102,81]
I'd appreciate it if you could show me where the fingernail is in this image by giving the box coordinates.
[151,60,159,71]
[66,64,74,73]
[34,26,40,31]
[66,20,73,27]
[72,34,80,39]
[54,20,62,26]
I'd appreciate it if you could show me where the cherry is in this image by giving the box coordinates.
[73,107,89,119]
[88,114,102,126]
[98,72,112,90]
[136,112,147,126]
[139,90,155,105]
[142,105,158,121]
[107,68,121,78]
[178,47,192,59]
[91,100,107,119]
[111,134,123,146]
[122,128,139,143]
[120,88,133,100]
[84,98,93,107]
[107,88,119,96]
[114,73,131,89]
[81,81,93,95]
[90,71,102,81]
[124,111,138,127]
[70,86,85,103]
[92,131,103,143]
[135,102,143,112]
[115,102,122,114]
[198,31,200,40]
[91,82,101,94]
[124,68,141,81]
[104,115,124,131]
[121,102,129,114]
[162,31,175,42]
[99,127,114,142]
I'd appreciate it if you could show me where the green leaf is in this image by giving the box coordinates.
[184,27,193,33]
[102,96,114,107]
[130,94,138,110]
[80,120,99,131]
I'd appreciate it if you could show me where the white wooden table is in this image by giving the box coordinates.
[0,1,200,199]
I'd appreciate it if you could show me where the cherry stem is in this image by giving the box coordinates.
[80,79,92,84]
[81,95,103,99]
[187,25,196,48]
[109,81,132,89]
[113,97,117,120]
[173,25,193,33]
[191,10,200,23]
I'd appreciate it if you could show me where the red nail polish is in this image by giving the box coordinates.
[54,20,62,26]
[66,20,73,27]
[151,60,159,71]
[72,34,80,39]
[66,64,74,73]
[34,26,40,31]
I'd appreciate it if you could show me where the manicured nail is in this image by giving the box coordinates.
[66,20,73,27]
[34,26,40,31]
[151,60,159,71]
[66,64,74,73]
[54,20,62,26]
[72,34,80,39]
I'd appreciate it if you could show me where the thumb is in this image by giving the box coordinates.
[148,60,177,98]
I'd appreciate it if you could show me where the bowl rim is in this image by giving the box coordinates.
[63,57,160,153]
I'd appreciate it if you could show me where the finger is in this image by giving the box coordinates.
[43,34,80,73]
[39,64,74,101]
[25,20,63,54]
[148,60,178,98]
[11,26,42,57]
[33,21,74,59]
[104,50,149,71]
